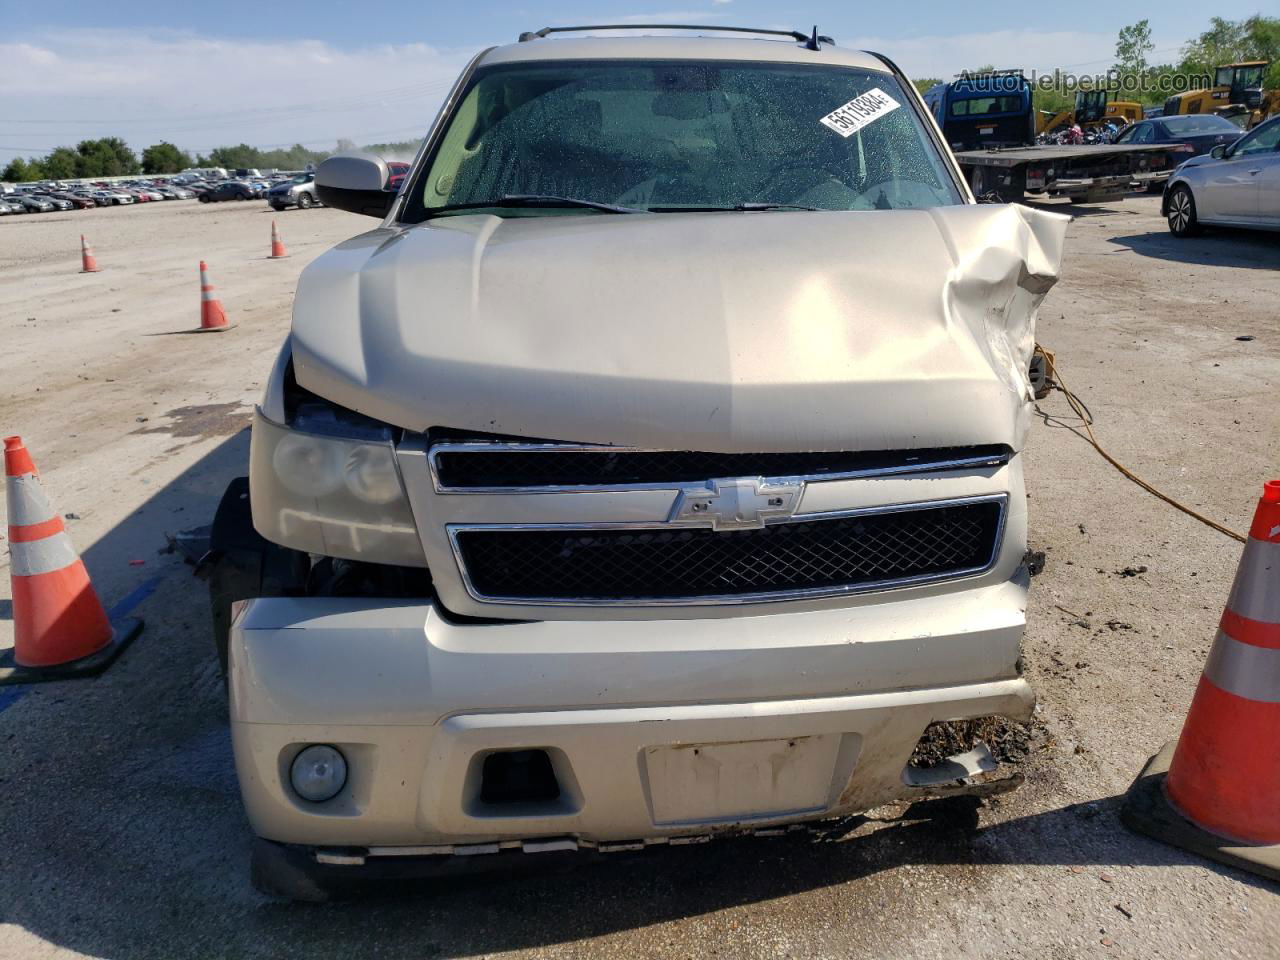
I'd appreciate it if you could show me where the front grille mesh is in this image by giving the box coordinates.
[454,501,1001,603]
[433,446,1008,489]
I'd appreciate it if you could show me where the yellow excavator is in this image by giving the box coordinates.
[1036,89,1143,138]
[1163,61,1274,129]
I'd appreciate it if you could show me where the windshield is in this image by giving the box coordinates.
[1220,65,1265,88]
[949,94,1024,116]
[405,60,961,220]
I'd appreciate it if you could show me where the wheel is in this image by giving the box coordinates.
[1166,184,1200,237]
[207,478,308,678]
[296,192,313,209]
[199,194,211,203]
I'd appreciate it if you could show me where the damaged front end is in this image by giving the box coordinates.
[225,202,1067,896]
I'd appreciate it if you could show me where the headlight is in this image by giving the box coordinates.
[250,407,427,566]
[272,432,345,497]
[343,444,403,504]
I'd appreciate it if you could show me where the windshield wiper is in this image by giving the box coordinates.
[425,194,644,217]
[647,203,820,213]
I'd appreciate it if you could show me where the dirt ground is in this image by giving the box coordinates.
[0,196,1277,959]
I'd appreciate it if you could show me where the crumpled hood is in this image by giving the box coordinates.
[291,204,1068,452]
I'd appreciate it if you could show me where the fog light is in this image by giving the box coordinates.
[290,744,347,803]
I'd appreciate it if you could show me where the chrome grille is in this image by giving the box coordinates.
[430,444,1010,492]
[450,497,1005,605]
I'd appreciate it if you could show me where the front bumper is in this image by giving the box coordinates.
[230,575,1034,851]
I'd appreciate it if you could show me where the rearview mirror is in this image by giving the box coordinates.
[1210,144,1227,160]
[315,153,395,218]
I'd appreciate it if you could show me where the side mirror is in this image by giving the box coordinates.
[1210,144,1227,160]
[315,153,395,218]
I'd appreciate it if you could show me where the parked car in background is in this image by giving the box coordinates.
[266,172,321,210]
[199,180,255,202]
[49,191,96,209]
[9,194,55,212]
[387,161,411,192]
[1116,114,1244,158]
[1164,114,1280,236]
[0,198,22,215]
[31,194,73,211]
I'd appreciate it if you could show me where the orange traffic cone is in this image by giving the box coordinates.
[0,437,142,684]
[195,260,234,332]
[80,235,100,273]
[1122,479,1280,881]
[269,220,288,259]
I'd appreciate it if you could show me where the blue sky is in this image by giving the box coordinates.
[1,2,1269,163]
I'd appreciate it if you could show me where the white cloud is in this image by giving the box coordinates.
[0,29,475,160]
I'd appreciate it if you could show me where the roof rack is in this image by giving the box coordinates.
[517,24,834,50]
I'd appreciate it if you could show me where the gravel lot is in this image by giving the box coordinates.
[0,196,1277,959]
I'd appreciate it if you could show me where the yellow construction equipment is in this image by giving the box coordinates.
[1163,62,1273,129]
[1036,89,1143,138]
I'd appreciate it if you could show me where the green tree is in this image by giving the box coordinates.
[1115,20,1154,76]
[912,77,943,96]
[74,137,139,177]
[141,141,192,174]
[2,157,44,183]
[1181,15,1280,73]
[43,146,80,179]
[208,143,264,170]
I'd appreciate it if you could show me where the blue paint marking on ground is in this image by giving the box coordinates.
[0,574,163,715]
[107,574,163,621]
[0,687,26,715]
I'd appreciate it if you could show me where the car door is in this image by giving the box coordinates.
[1240,120,1280,226]
[1198,121,1280,220]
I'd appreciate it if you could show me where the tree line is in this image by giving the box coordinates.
[3,137,421,184]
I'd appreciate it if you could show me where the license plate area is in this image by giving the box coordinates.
[643,734,847,826]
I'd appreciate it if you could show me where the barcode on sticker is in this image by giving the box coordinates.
[819,88,901,138]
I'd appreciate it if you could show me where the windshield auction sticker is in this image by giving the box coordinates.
[819,88,901,137]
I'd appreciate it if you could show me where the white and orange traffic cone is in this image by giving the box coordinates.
[269,220,288,259]
[1122,479,1280,881]
[195,260,234,332]
[0,437,142,684]
[80,235,100,273]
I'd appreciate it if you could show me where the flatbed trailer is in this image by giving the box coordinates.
[954,144,1178,204]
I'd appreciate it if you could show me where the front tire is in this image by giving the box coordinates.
[296,192,313,210]
[1167,184,1200,237]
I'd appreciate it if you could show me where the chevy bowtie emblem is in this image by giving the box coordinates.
[669,477,804,530]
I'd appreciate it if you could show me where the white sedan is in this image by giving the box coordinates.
[1164,115,1280,236]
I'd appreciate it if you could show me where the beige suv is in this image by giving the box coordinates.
[210,24,1069,899]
